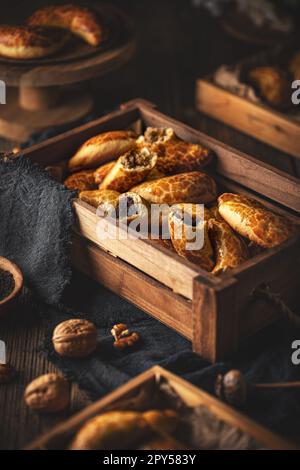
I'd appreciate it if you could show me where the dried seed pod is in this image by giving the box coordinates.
[24,373,70,413]
[0,363,16,384]
[215,370,248,407]
[52,319,97,358]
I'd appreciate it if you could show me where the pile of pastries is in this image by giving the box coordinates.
[55,126,297,275]
[0,3,106,59]
[244,50,300,110]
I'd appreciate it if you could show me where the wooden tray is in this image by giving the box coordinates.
[196,46,300,159]
[25,366,297,450]
[21,98,300,363]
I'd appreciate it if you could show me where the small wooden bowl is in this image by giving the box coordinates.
[0,256,23,318]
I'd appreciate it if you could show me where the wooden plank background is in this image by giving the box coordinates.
[0,0,299,449]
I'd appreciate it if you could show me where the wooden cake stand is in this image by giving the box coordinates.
[0,6,135,143]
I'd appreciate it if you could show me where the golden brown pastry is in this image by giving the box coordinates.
[208,211,249,275]
[289,50,300,80]
[168,204,214,270]
[68,130,137,172]
[94,161,116,185]
[64,169,96,191]
[0,25,68,59]
[131,171,217,205]
[138,127,213,174]
[218,193,297,248]
[247,66,291,109]
[79,189,120,209]
[113,192,149,224]
[69,410,178,450]
[100,147,157,193]
[146,167,166,181]
[27,4,105,46]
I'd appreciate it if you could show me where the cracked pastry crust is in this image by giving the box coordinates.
[64,169,96,190]
[218,193,297,248]
[100,147,157,193]
[131,171,217,205]
[94,161,116,185]
[27,3,106,46]
[138,127,213,174]
[68,130,137,172]
[208,208,249,275]
[114,192,149,224]
[247,66,291,109]
[79,189,120,209]
[69,410,178,450]
[168,204,214,271]
[0,25,68,59]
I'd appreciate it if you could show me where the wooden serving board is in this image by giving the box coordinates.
[21,98,300,363]
[196,45,300,159]
[25,366,298,450]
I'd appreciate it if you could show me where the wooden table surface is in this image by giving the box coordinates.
[1,0,299,450]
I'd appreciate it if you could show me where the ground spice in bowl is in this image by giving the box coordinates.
[0,268,15,301]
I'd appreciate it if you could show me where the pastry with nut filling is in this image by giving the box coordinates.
[168,204,214,271]
[69,409,178,450]
[79,189,120,209]
[218,193,297,248]
[0,25,68,59]
[64,169,96,191]
[94,161,116,185]
[100,147,157,193]
[247,66,291,109]
[208,206,249,275]
[27,3,106,46]
[131,171,217,205]
[138,127,213,174]
[68,130,137,172]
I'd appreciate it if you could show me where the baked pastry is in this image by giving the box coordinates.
[208,208,249,275]
[27,4,105,46]
[113,192,149,224]
[131,171,217,205]
[247,66,291,109]
[140,437,188,450]
[168,204,214,271]
[218,193,297,248]
[0,25,68,59]
[94,161,116,185]
[64,169,96,190]
[138,127,213,174]
[289,50,300,80]
[69,409,178,450]
[79,189,120,209]
[68,131,137,172]
[100,147,157,193]
[146,167,166,181]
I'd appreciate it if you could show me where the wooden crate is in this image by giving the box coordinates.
[196,44,300,159]
[22,98,300,362]
[25,366,298,450]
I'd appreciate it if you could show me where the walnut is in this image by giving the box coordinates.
[0,363,16,384]
[24,373,70,413]
[111,323,140,350]
[52,319,97,358]
[215,370,248,407]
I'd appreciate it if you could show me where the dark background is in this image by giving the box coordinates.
[1,0,300,450]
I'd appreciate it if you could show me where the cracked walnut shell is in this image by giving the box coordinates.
[24,373,70,413]
[52,319,97,358]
